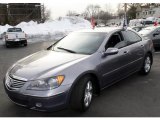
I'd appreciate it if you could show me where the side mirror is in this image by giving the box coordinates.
[153,32,160,37]
[102,48,119,57]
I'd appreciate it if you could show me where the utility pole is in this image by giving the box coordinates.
[124,3,127,26]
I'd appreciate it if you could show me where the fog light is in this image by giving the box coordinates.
[36,103,42,108]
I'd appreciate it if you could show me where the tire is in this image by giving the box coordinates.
[24,43,27,47]
[140,53,152,75]
[5,42,10,48]
[70,75,93,112]
[24,41,27,47]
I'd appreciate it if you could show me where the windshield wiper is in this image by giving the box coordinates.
[57,47,77,53]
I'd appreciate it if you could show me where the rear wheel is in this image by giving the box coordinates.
[70,75,93,112]
[140,54,152,75]
[5,41,10,48]
[24,43,27,46]
[24,40,27,47]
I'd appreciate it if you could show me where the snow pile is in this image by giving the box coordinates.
[129,19,144,26]
[0,16,92,44]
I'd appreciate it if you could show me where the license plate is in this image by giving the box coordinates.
[15,39,19,41]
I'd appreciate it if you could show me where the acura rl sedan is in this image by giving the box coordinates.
[4,27,154,112]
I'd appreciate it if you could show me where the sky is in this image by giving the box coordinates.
[1,0,160,20]
[43,0,119,19]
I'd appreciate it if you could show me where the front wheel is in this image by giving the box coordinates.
[70,75,93,112]
[140,54,152,75]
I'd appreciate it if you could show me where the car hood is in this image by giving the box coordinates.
[9,50,88,80]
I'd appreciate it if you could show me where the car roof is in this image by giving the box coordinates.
[75,27,123,34]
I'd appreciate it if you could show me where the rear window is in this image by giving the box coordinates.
[7,28,22,32]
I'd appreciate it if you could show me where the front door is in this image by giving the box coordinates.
[100,32,132,87]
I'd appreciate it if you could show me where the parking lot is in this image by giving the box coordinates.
[0,41,160,117]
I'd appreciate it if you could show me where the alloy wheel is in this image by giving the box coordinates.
[84,81,93,107]
[144,56,151,73]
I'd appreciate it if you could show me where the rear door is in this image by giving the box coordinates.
[121,30,145,72]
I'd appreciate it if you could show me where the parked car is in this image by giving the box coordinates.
[132,26,146,32]
[139,26,160,48]
[4,27,154,112]
[4,27,27,48]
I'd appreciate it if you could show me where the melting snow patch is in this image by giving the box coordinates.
[0,16,92,45]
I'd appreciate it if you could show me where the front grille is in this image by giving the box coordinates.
[7,76,26,89]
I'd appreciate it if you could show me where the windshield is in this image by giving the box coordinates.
[7,28,22,32]
[139,27,155,35]
[52,32,106,55]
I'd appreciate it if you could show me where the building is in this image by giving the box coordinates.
[0,4,7,25]
[136,5,160,19]
[0,3,43,25]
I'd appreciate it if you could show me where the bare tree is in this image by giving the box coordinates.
[99,10,113,25]
[104,3,113,13]
[81,11,89,19]
[85,4,100,18]
[66,10,78,16]
[117,3,125,19]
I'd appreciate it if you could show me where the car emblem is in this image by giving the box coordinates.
[11,74,27,81]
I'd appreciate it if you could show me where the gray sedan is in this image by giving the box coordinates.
[4,27,154,112]
[139,26,160,48]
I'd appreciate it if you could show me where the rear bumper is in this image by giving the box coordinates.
[6,40,27,45]
[4,80,69,112]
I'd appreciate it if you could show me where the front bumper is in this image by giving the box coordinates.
[4,80,69,112]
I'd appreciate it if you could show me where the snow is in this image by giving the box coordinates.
[0,16,92,45]
[129,17,160,27]
[129,19,144,26]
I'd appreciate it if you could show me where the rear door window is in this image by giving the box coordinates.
[122,30,142,45]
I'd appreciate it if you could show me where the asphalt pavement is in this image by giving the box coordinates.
[0,41,160,117]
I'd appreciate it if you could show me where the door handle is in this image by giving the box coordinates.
[124,51,129,54]
[140,45,144,47]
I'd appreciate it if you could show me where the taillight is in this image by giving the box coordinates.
[25,34,27,38]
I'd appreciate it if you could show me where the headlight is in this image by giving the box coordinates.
[27,75,64,91]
